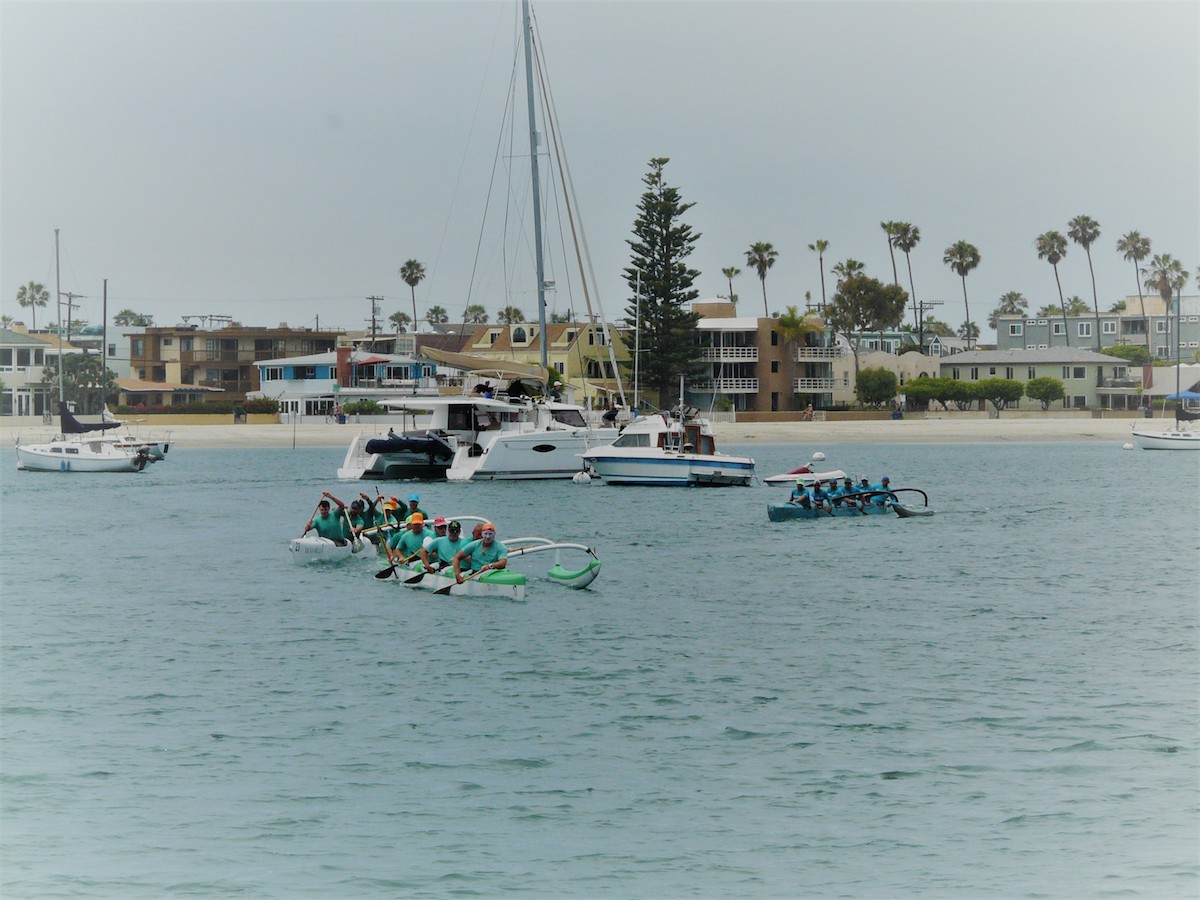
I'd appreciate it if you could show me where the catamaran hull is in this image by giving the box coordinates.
[337,432,454,480]
[447,428,619,481]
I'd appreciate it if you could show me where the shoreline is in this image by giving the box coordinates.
[0,415,1154,450]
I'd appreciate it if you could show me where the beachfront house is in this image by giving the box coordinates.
[994,294,1200,358]
[937,348,1134,410]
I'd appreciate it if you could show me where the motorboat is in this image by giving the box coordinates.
[763,465,848,487]
[578,405,755,486]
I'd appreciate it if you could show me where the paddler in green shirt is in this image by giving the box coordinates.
[402,493,430,524]
[304,494,348,545]
[420,518,469,573]
[387,513,429,565]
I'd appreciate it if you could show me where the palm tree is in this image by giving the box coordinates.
[890,223,921,332]
[881,221,901,285]
[497,306,524,325]
[1036,231,1071,346]
[425,305,449,325]
[776,305,821,411]
[745,242,778,316]
[464,304,489,324]
[1,315,13,328]
[943,241,981,350]
[1067,215,1102,350]
[831,258,864,286]
[807,239,830,310]
[721,266,741,305]
[389,311,412,333]
[989,291,1029,346]
[1116,230,1152,353]
[957,321,980,342]
[16,281,49,331]
[398,259,426,330]
[1142,253,1187,359]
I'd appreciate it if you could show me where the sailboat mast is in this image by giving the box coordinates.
[521,0,548,373]
[55,228,64,404]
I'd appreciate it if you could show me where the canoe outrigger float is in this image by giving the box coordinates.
[288,534,369,564]
[768,488,934,522]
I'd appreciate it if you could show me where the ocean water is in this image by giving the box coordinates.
[1,441,1197,898]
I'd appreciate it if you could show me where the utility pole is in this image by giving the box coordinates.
[916,298,943,354]
[366,295,384,349]
[61,291,87,343]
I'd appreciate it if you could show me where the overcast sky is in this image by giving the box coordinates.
[2,0,1197,340]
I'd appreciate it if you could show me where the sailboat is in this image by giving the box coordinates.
[1132,289,1200,450]
[337,0,623,482]
[14,231,151,473]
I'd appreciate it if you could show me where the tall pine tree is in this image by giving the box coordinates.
[624,158,702,408]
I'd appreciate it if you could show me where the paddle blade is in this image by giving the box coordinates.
[433,583,455,595]
[403,571,426,584]
[374,565,397,580]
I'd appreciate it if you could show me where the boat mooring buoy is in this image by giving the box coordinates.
[1122,442,1134,450]
[573,470,592,484]
[811,451,826,462]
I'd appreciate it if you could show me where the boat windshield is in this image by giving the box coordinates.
[612,432,651,448]
[551,409,587,428]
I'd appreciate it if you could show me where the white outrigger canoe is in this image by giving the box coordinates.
[380,539,602,601]
[288,534,371,565]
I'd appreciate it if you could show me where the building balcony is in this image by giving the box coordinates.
[794,377,838,392]
[692,378,759,394]
[794,346,844,361]
[698,346,759,362]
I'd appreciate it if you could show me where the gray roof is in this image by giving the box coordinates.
[0,328,53,346]
[939,348,1130,365]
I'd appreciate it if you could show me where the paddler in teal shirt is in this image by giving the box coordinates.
[452,521,508,584]
[305,495,348,545]
[387,513,429,564]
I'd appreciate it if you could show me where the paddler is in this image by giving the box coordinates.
[387,512,429,567]
[788,478,812,508]
[452,521,509,584]
[870,475,893,506]
[420,518,469,574]
[830,476,857,509]
[304,494,348,546]
[403,493,430,524]
[810,480,833,512]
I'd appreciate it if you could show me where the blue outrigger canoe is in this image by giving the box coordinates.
[768,489,933,522]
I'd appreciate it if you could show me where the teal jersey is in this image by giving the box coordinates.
[403,506,430,524]
[427,534,469,566]
[311,511,345,540]
[457,538,508,570]
[789,486,809,503]
[388,527,429,557]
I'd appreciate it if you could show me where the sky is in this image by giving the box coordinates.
[2,0,1197,341]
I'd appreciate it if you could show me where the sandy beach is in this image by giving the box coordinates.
[0,414,1154,450]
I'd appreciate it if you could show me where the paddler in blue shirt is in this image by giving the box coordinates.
[403,493,431,524]
[421,519,469,573]
[870,475,893,506]
[452,521,509,584]
[810,480,833,512]
[788,478,812,508]
[830,476,856,509]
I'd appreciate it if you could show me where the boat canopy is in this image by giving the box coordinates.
[418,347,549,382]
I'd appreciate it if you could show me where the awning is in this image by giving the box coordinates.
[418,347,548,381]
[1165,390,1200,400]
[115,377,223,394]
[354,355,391,366]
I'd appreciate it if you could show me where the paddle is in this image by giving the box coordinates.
[375,546,423,580]
[301,500,322,537]
[375,539,401,580]
[342,507,364,553]
[434,566,488,595]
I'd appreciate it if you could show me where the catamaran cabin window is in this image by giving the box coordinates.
[550,409,587,428]
[612,432,650,448]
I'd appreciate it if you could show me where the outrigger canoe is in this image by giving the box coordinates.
[768,489,933,522]
[380,539,602,600]
[288,534,370,564]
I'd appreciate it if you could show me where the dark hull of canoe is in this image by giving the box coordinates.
[767,503,892,522]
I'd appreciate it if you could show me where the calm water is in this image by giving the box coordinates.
[1,441,1197,898]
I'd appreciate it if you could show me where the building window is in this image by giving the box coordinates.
[770,331,779,346]
[1005,367,1014,379]
[1156,345,1169,357]
[1062,366,1071,379]
[1156,320,1168,333]
[554,362,565,375]
[107,343,116,358]
[1009,324,1023,336]
[131,338,144,356]
[1052,323,1065,335]
[1072,395,1086,409]
[1102,321,1117,335]
[262,367,283,380]
[0,349,11,368]
[770,360,779,373]
[988,367,997,375]
[181,337,193,351]
[1078,322,1092,338]
[489,332,498,345]
[970,367,979,380]
[1028,367,1036,379]
[951,367,960,380]
[1073,367,1085,379]
[163,338,173,346]
[512,327,527,344]
[16,349,30,367]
